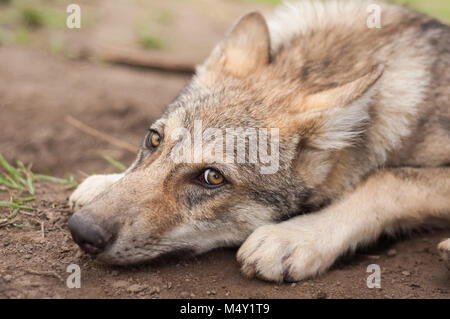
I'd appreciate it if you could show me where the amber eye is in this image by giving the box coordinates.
[146,130,161,148]
[202,168,225,186]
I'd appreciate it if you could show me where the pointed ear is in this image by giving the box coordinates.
[304,64,384,110]
[203,12,270,77]
[286,64,384,150]
[290,66,383,188]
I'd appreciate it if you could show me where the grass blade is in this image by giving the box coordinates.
[8,208,19,219]
[0,154,20,177]
[0,201,34,210]
[0,176,22,190]
[103,156,126,172]
[33,174,71,184]
[12,196,35,203]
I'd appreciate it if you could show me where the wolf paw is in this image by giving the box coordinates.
[237,224,336,282]
[437,238,450,270]
[69,173,124,209]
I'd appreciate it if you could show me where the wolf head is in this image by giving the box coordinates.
[68,12,383,264]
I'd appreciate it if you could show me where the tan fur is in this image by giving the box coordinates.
[239,167,450,281]
[69,1,450,281]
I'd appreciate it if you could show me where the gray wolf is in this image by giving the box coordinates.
[68,0,450,282]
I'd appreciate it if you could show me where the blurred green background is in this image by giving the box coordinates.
[0,0,448,61]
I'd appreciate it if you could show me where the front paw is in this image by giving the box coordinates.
[69,173,124,209]
[237,224,337,282]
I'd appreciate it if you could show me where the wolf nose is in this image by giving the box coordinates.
[68,212,114,255]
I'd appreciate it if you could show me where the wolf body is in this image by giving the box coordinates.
[68,1,450,282]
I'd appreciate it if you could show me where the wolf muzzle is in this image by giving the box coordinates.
[68,210,116,255]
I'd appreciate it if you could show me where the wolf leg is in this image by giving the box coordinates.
[69,173,124,209]
[237,167,450,282]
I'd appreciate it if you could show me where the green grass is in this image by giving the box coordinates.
[389,0,450,22]
[12,196,35,203]
[239,0,450,21]
[13,28,29,44]
[20,6,65,29]
[138,32,165,49]
[0,153,125,228]
[0,201,33,210]
[21,7,44,28]
[0,153,79,228]
[0,153,78,195]
[103,156,127,172]
[0,154,35,194]
[154,9,175,25]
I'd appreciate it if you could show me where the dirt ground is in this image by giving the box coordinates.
[0,0,449,299]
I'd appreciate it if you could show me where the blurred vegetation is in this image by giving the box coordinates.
[154,9,175,25]
[0,0,93,51]
[0,0,448,54]
[389,0,450,22]
[0,0,66,30]
[245,0,450,22]
[135,8,177,50]
[138,32,165,49]
[20,6,65,29]
[13,28,29,44]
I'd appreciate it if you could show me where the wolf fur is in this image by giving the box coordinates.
[69,0,450,282]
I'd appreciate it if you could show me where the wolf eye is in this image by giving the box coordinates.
[146,130,161,148]
[202,168,225,186]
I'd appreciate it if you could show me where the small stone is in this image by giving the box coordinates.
[127,284,146,294]
[190,293,195,298]
[387,249,397,257]
[210,290,216,295]
[291,283,297,287]
[367,255,380,260]
[149,286,160,295]
[401,271,411,276]
[3,275,12,282]
[166,282,172,289]
[206,290,211,295]
[112,280,129,289]
[180,291,189,298]
[315,291,327,299]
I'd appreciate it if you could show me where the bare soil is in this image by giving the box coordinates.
[0,46,449,299]
[0,0,449,299]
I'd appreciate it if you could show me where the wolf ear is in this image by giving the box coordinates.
[203,12,270,77]
[299,64,384,150]
[305,64,384,111]
[291,65,383,187]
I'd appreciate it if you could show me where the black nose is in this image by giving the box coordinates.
[68,212,114,255]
